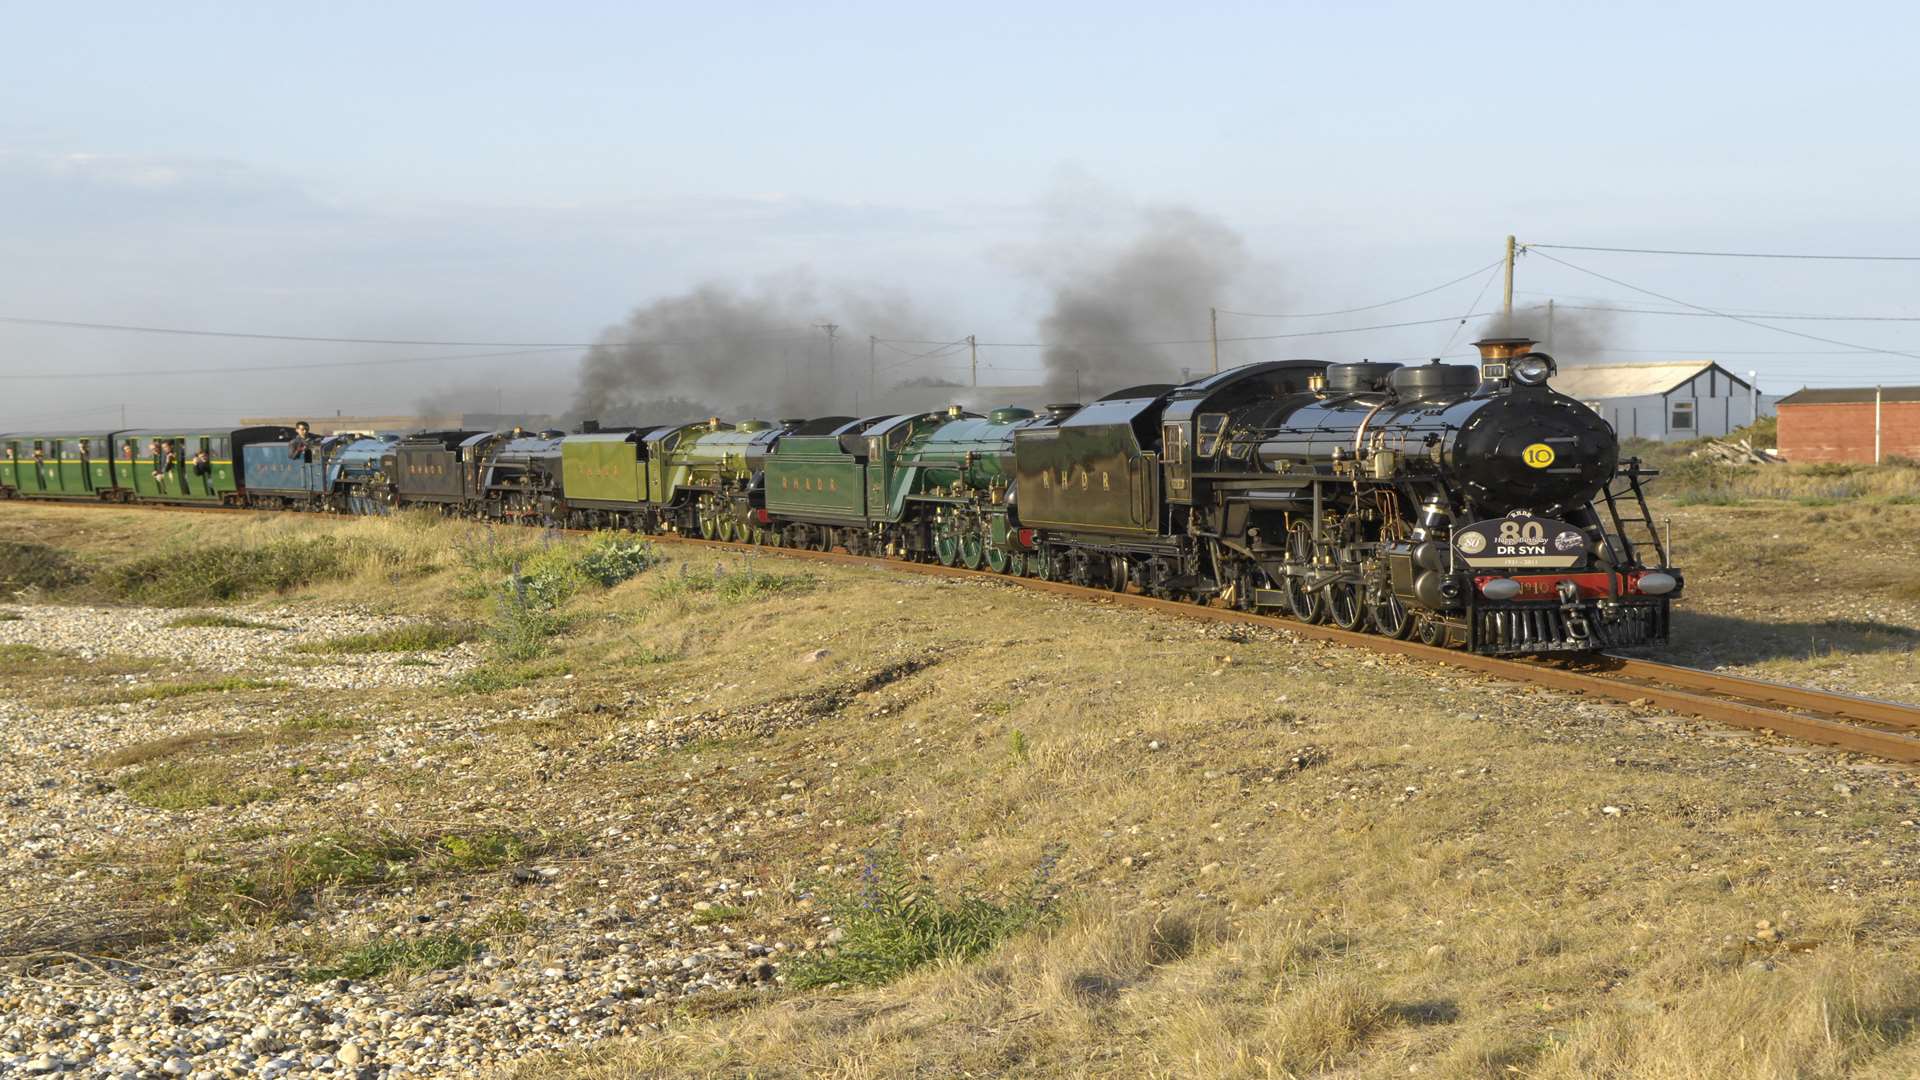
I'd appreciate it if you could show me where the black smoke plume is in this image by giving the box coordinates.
[569,278,926,426]
[1036,207,1248,400]
[1480,303,1616,364]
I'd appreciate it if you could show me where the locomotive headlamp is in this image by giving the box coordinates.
[1511,353,1556,386]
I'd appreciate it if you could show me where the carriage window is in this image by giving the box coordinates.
[1670,401,1694,431]
[1195,414,1229,458]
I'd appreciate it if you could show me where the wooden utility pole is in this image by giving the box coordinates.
[868,335,877,410]
[1545,299,1554,349]
[820,323,839,382]
[968,335,977,388]
[1876,385,1885,464]
[1503,235,1517,317]
[1209,307,1220,373]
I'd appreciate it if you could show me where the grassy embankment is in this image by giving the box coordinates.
[2,501,1918,1076]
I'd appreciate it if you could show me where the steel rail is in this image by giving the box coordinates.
[12,499,1920,763]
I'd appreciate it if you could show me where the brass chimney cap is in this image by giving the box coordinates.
[1471,337,1538,361]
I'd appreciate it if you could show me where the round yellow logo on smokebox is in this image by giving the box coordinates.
[1522,443,1556,469]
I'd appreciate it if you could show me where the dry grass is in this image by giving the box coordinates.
[5,503,1919,1076]
[1644,497,1920,704]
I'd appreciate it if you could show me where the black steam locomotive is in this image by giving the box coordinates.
[1013,338,1680,652]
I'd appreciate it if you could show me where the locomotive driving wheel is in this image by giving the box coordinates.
[958,526,985,570]
[933,518,959,565]
[985,543,1010,573]
[1282,529,1326,623]
[1369,586,1413,639]
[1326,579,1369,632]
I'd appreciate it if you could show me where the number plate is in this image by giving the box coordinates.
[1453,516,1588,568]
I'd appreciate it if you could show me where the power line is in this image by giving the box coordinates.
[1438,264,1507,354]
[0,314,819,349]
[1517,289,1920,321]
[0,345,585,381]
[1530,243,1920,262]
[1550,301,1920,323]
[873,312,1501,352]
[1583,346,1912,356]
[1528,250,1920,363]
[1215,258,1505,319]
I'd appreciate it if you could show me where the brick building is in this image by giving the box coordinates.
[1776,386,1920,463]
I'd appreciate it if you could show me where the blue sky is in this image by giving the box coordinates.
[4,0,1919,425]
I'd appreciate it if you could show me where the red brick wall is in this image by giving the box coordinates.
[1778,401,1920,463]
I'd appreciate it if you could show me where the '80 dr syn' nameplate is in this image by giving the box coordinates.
[1452,516,1587,568]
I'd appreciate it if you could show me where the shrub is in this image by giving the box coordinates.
[96,677,282,705]
[294,620,478,654]
[577,533,657,587]
[0,540,88,595]
[305,934,478,982]
[784,844,1062,989]
[477,532,657,665]
[650,561,816,604]
[97,538,351,606]
[122,761,278,810]
[486,575,570,662]
[165,613,283,629]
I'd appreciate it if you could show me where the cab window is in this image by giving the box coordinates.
[1195,414,1228,458]
[1161,424,1187,466]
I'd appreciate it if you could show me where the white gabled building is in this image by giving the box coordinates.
[1547,361,1769,441]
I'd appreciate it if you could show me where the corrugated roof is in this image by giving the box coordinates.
[1777,386,1920,406]
[1547,361,1737,400]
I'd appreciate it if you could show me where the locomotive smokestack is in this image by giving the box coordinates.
[1471,337,1537,382]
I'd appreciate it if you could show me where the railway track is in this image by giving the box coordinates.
[13,499,1920,765]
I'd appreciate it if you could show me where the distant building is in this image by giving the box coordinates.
[1548,362,1768,441]
[1776,386,1920,464]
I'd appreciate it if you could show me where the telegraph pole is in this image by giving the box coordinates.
[1209,307,1220,373]
[1545,299,1554,350]
[968,334,977,388]
[819,323,839,383]
[868,335,877,411]
[1876,385,1885,464]
[1503,235,1517,317]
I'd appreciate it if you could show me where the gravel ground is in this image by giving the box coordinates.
[0,603,816,1079]
[0,606,480,691]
